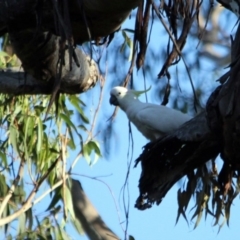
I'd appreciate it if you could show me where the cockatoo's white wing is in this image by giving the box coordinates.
[109,86,192,141]
[126,102,192,141]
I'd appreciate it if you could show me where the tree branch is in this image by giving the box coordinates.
[0,51,98,95]
[70,179,119,240]
[0,158,24,217]
[0,157,60,226]
[0,0,142,96]
[0,0,141,43]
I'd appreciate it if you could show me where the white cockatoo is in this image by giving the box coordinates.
[109,86,192,141]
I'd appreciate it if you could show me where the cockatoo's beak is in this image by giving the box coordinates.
[109,95,119,106]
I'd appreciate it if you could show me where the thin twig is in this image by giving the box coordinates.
[62,128,68,220]
[108,18,138,122]
[151,0,200,112]
[122,121,134,240]
[87,74,106,141]
[72,173,125,234]
[0,157,60,226]
[33,175,69,206]
[0,158,24,217]
[68,152,83,174]
[35,146,86,206]
[196,0,214,49]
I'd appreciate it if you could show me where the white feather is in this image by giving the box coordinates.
[110,86,192,141]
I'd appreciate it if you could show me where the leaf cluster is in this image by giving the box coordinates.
[176,161,240,231]
[0,92,102,238]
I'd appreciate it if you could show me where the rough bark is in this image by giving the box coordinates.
[0,0,141,43]
[135,111,220,209]
[70,179,119,240]
[0,0,141,95]
[0,57,98,95]
[215,21,240,167]
[3,31,99,94]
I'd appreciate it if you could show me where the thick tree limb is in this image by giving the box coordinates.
[0,0,141,44]
[0,50,98,95]
[0,0,141,96]
[8,31,99,93]
[70,179,119,240]
[135,111,220,210]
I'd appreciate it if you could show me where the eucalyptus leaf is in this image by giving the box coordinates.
[37,118,43,153]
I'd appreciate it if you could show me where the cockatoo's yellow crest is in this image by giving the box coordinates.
[131,86,151,97]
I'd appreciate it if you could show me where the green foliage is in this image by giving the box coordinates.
[176,163,240,231]
[0,34,19,69]
[121,30,133,61]
[0,38,100,239]
[0,51,10,68]
[83,140,101,165]
[0,92,102,238]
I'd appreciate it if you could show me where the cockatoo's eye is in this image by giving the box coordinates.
[118,92,121,95]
